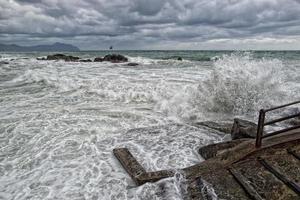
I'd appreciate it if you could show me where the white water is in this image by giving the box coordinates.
[0,53,299,199]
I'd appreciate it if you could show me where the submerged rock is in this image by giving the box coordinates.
[94,57,103,62]
[231,118,258,140]
[0,61,9,65]
[127,62,139,66]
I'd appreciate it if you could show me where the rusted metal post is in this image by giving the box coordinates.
[256,109,265,148]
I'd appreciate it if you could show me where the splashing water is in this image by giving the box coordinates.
[156,53,291,121]
[132,171,187,200]
[0,51,299,200]
[199,53,287,115]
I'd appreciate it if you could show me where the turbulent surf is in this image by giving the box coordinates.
[0,51,299,199]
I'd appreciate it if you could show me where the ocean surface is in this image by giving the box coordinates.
[0,51,300,199]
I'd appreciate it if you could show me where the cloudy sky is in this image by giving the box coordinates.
[1,0,300,50]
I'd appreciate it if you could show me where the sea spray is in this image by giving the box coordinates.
[132,171,187,200]
[156,53,288,121]
[198,53,286,115]
[199,179,219,200]
[1,51,299,200]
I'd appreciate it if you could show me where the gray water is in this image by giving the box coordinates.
[0,51,300,199]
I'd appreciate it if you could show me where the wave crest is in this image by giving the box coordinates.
[156,53,288,121]
[199,53,285,115]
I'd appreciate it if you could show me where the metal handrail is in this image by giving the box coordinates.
[255,101,300,148]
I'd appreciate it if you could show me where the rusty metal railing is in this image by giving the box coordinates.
[256,100,300,148]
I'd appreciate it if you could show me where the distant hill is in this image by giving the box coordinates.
[0,42,80,52]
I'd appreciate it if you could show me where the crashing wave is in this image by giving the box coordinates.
[156,53,288,121]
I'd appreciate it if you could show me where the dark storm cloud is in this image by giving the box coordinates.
[1,0,300,49]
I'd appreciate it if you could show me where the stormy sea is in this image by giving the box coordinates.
[0,51,300,199]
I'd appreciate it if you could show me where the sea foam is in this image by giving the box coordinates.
[155,53,290,121]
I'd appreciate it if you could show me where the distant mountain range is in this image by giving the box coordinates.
[0,42,80,52]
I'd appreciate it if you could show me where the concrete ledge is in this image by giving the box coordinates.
[113,148,174,186]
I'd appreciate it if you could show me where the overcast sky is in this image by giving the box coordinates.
[1,0,300,50]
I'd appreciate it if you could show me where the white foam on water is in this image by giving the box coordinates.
[0,52,299,199]
[155,53,297,122]
[127,56,156,65]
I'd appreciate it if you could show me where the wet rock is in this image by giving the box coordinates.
[94,54,128,63]
[36,57,46,60]
[231,118,258,140]
[94,57,103,62]
[39,54,80,62]
[193,121,232,134]
[177,57,183,61]
[127,62,139,66]
[0,61,9,65]
[79,59,92,62]
[103,54,128,63]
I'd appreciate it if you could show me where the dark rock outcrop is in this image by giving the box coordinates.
[103,54,128,63]
[231,118,258,140]
[94,54,128,63]
[38,54,80,62]
[94,57,104,62]
[46,54,80,62]
[127,62,139,66]
[0,61,9,65]
[177,57,183,61]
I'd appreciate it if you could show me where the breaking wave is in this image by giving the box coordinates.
[156,53,290,121]
[1,51,300,200]
[199,53,286,114]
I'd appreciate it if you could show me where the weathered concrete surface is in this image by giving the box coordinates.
[113,148,146,184]
[192,121,232,134]
[114,128,300,199]
[184,130,300,199]
[113,148,175,186]
[198,139,247,160]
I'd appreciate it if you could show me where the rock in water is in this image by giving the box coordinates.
[177,57,183,61]
[127,62,139,66]
[0,61,9,65]
[103,54,128,63]
[231,118,258,140]
[94,57,104,62]
[94,54,128,63]
[44,54,80,62]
